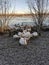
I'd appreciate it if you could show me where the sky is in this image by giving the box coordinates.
[9,0,49,14]
[10,0,30,14]
[0,0,30,14]
[0,0,49,14]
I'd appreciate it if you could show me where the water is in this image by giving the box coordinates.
[8,16,49,27]
[0,16,49,27]
[5,16,36,28]
[9,16,35,25]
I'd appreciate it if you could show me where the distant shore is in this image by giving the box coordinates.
[0,13,49,17]
[0,14,32,17]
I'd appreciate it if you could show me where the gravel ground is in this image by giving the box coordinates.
[0,31,49,65]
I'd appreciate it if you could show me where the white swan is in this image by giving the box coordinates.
[32,32,38,37]
[23,30,27,34]
[18,32,23,37]
[24,31,31,37]
[13,34,20,38]
[27,28,31,32]
[22,31,32,41]
[19,38,27,45]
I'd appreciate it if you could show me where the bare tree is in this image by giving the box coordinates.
[0,0,16,32]
[27,0,49,35]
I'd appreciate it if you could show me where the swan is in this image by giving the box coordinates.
[18,32,23,37]
[19,38,27,45]
[32,32,38,37]
[13,34,20,38]
[22,31,32,41]
[27,28,31,32]
[23,31,31,38]
[23,30,27,34]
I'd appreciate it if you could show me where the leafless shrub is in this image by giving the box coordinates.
[27,0,49,35]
